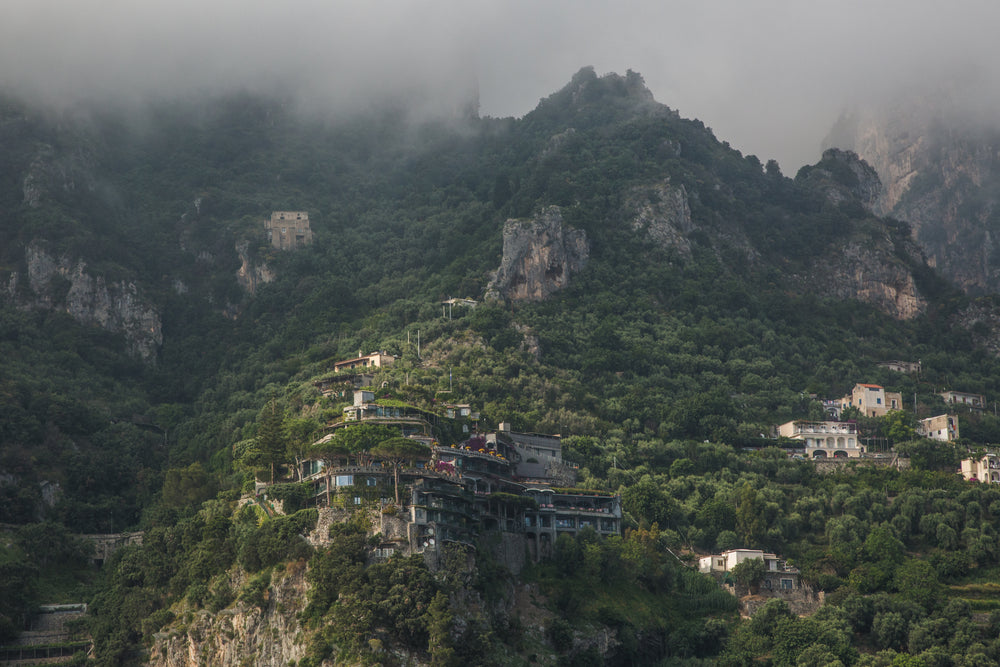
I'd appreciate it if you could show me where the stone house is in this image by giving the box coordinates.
[333,351,395,373]
[265,211,312,250]
[917,414,959,442]
[878,360,921,374]
[840,383,903,417]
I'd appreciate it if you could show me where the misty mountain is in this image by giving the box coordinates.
[826,87,1000,296]
[7,67,1000,664]
[0,64,983,527]
[1,67,948,348]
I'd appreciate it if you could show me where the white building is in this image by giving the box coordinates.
[699,549,776,573]
[777,420,861,459]
[940,391,986,412]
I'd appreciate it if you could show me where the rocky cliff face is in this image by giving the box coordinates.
[235,240,274,296]
[486,206,589,301]
[824,92,1000,295]
[804,233,927,320]
[5,242,162,360]
[149,564,309,667]
[792,150,929,319]
[625,180,694,258]
[952,300,1000,356]
[21,142,99,209]
[795,148,883,211]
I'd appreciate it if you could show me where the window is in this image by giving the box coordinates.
[336,475,353,486]
[876,397,882,405]
[781,579,794,590]
[367,477,377,486]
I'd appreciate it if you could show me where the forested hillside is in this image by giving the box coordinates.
[4,68,1000,665]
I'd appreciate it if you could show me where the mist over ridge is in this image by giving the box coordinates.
[4,1,1000,172]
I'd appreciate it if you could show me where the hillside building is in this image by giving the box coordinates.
[333,351,395,373]
[777,420,861,458]
[878,360,922,374]
[917,414,959,441]
[265,211,312,250]
[840,383,903,418]
[441,298,477,318]
[698,549,801,591]
[940,390,986,412]
[313,373,375,397]
[298,412,620,560]
[338,390,436,439]
[962,451,1000,483]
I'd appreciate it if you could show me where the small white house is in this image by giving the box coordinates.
[699,549,779,573]
[698,549,801,592]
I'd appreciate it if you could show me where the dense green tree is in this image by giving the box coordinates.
[370,437,432,504]
[731,556,766,593]
[735,482,767,547]
[257,401,289,483]
[161,462,217,509]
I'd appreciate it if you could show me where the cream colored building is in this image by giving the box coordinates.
[918,414,959,442]
[778,420,861,458]
[333,351,395,373]
[265,211,313,250]
[962,451,1000,483]
[940,390,986,412]
[878,360,922,374]
[841,383,903,418]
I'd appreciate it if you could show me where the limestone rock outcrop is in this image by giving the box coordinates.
[625,181,693,258]
[824,87,1000,295]
[486,206,589,301]
[810,234,927,320]
[953,300,1000,356]
[5,242,162,360]
[235,240,274,295]
[149,565,309,667]
[792,149,929,319]
[795,148,882,211]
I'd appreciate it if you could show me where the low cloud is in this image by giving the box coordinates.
[3,0,999,170]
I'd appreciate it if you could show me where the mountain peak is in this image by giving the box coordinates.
[795,148,882,210]
[528,68,661,125]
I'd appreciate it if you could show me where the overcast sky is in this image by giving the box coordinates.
[2,0,997,171]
